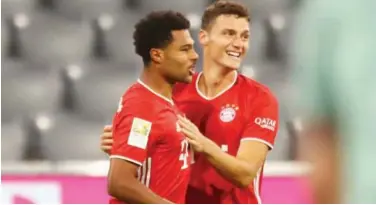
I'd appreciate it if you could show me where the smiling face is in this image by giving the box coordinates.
[199,0,251,71]
[200,14,250,70]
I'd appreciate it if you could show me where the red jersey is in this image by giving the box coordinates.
[109,79,192,204]
[173,72,279,204]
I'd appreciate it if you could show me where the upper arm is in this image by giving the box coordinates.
[108,157,139,189]
[235,93,278,174]
[241,93,279,150]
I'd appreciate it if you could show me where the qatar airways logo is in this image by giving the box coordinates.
[254,117,276,131]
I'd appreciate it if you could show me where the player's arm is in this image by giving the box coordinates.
[108,102,171,204]
[179,95,278,188]
[108,158,171,204]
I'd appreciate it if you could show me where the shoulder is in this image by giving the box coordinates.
[237,74,278,106]
[118,83,160,118]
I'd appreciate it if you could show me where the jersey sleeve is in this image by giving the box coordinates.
[110,98,158,166]
[241,93,279,149]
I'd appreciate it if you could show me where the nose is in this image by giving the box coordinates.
[232,36,243,49]
[191,49,199,60]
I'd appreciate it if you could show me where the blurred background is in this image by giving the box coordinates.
[1,0,308,203]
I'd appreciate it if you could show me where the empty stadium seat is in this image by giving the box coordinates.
[140,0,209,15]
[34,112,108,161]
[5,13,93,64]
[1,120,27,161]
[61,61,140,122]
[267,119,292,161]
[237,0,292,18]
[2,21,9,57]
[2,0,39,16]
[53,0,124,21]
[91,14,140,62]
[2,62,63,123]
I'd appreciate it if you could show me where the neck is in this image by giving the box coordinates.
[139,65,173,101]
[199,56,237,98]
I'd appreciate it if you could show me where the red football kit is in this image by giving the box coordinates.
[109,79,192,204]
[173,72,279,204]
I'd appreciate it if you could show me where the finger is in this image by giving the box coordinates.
[100,145,112,152]
[181,128,196,140]
[178,119,191,129]
[101,132,113,138]
[103,125,113,131]
[102,139,114,145]
[178,115,191,125]
[186,138,200,147]
[101,133,113,141]
[181,117,197,130]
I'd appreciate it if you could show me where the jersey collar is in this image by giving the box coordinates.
[137,79,174,105]
[195,71,238,101]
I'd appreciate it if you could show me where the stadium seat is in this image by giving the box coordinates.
[267,115,293,161]
[140,0,209,15]
[2,20,9,57]
[91,14,140,62]
[2,62,63,123]
[61,61,140,122]
[5,12,93,64]
[34,112,108,161]
[53,0,124,21]
[237,0,292,18]
[1,120,27,161]
[2,0,39,16]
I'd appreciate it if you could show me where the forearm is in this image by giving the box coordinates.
[108,178,171,204]
[204,141,257,188]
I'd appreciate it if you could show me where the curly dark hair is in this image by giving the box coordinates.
[201,0,250,30]
[133,11,191,65]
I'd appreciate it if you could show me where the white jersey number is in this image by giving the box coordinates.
[179,139,190,169]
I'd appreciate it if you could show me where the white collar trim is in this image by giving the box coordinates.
[195,71,238,101]
[137,79,174,105]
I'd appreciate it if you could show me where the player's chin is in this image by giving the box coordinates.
[181,75,193,83]
[222,61,241,70]
[220,56,242,70]
[174,74,192,84]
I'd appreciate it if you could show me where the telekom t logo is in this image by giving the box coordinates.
[1,182,62,204]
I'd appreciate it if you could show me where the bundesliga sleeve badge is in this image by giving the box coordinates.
[128,117,152,149]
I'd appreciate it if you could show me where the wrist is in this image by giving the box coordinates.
[203,137,219,156]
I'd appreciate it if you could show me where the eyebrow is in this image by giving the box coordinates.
[222,28,250,34]
[179,43,194,49]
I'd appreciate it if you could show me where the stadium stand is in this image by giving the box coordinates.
[2,0,298,162]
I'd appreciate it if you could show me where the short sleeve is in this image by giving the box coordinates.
[241,94,279,149]
[110,98,158,166]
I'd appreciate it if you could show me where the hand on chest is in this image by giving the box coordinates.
[187,102,246,148]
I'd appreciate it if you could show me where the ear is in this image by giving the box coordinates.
[150,48,164,64]
[198,29,209,46]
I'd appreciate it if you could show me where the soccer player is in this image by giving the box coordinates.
[107,11,197,204]
[292,0,376,203]
[102,1,279,204]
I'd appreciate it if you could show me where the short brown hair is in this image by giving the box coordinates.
[201,0,250,30]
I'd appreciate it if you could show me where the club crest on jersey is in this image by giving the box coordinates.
[219,104,239,122]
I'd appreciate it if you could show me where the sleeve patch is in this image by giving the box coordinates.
[128,117,152,149]
[254,117,276,131]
